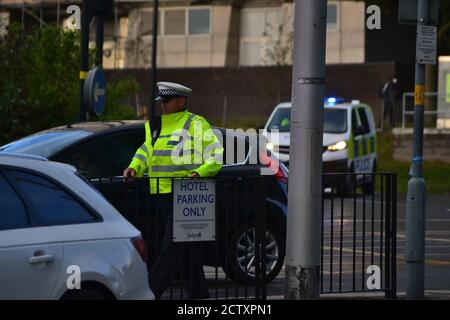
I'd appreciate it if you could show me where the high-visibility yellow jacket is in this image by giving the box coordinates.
[128,108,224,194]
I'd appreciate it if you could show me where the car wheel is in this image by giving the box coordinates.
[363,160,377,195]
[223,222,285,284]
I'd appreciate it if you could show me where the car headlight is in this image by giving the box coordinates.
[327,140,347,152]
[266,142,275,151]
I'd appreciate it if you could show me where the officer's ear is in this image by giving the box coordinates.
[179,96,187,108]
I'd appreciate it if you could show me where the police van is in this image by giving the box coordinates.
[263,98,377,194]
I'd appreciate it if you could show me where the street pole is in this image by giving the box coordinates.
[285,0,327,300]
[79,0,90,122]
[96,15,104,67]
[114,2,118,68]
[406,0,428,299]
[57,0,60,27]
[21,1,24,28]
[149,0,159,120]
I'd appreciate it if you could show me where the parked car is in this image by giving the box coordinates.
[0,152,154,300]
[1,121,288,283]
[264,99,377,194]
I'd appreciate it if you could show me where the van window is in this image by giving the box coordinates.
[267,108,291,132]
[324,109,347,133]
[352,109,361,136]
[268,107,347,134]
[357,108,371,135]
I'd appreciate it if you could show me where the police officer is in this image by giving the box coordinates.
[123,82,223,299]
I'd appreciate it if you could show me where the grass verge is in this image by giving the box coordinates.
[378,132,450,195]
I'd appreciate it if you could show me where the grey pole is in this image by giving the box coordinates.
[96,15,104,67]
[406,0,428,299]
[79,0,90,122]
[114,2,118,68]
[21,1,24,28]
[285,0,327,300]
[39,6,43,29]
[57,0,60,27]
[149,0,159,120]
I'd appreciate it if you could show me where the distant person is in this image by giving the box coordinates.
[379,78,398,129]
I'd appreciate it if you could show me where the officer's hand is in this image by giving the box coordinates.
[123,167,136,179]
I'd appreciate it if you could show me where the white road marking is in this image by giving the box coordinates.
[332,198,407,207]
[397,233,450,244]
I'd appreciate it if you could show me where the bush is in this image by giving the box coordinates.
[0,24,138,145]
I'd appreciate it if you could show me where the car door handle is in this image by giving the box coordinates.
[28,254,54,265]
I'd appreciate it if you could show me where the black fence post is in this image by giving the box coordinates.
[384,174,392,298]
[391,173,397,299]
[254,176,267,299]
[385,173,397,299]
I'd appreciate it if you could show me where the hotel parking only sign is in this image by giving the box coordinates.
[173,180,216,242]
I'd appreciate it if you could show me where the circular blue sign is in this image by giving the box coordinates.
[83,67,106,117]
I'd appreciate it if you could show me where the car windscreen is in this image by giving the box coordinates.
[267,108,348,134]
[0,130,93,158]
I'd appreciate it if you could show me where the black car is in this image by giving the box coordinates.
[0,121,288,283]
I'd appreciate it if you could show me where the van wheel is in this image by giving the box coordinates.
[338,164,355,197]
[363,160,377,195]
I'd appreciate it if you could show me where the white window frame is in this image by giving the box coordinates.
[160,6,212,37]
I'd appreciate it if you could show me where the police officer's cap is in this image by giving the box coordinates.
[155,82,192,101]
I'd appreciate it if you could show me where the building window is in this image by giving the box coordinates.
[327,3,338,29]
[141,10,161,36]
[162,7,211,36]
[189,8,210,35]
[164,9,185,35]
[239,8,282,66]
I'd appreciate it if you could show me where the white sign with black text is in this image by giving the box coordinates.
[173,180,216,242]
[416,25,437,65]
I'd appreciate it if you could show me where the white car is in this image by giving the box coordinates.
[0,153,154,300]
[264,99,377,194]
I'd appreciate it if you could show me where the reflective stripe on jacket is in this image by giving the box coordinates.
[128,108,223,193]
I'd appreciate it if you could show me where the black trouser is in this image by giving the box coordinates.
[148,194,209,300]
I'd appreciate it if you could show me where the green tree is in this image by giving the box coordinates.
[0,24,138,145]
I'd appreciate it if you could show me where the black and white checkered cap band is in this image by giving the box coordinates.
[159,89,188,97]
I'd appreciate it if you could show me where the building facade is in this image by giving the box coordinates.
[121,0,366,68]
[0,0,367,69]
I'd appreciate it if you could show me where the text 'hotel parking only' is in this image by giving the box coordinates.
[173,180,216,242]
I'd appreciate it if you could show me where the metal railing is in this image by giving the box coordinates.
[321,173,397,298]
[402,92,450,129]
[86,172,397,300]
[88,175,272,300]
